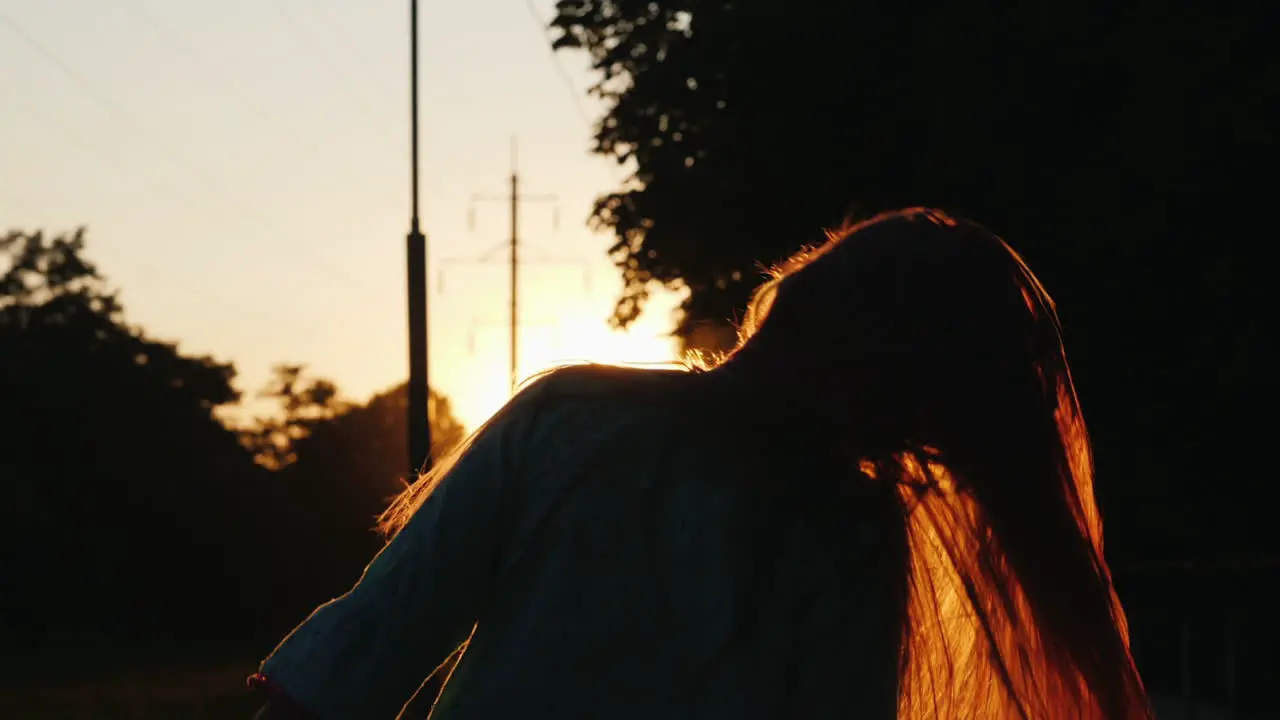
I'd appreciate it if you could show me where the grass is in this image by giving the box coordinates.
[0,659,261,719]
[7,661,1273,719]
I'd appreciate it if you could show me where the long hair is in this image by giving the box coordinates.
[722,207,1150,718]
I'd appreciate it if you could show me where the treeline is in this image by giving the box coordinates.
[0,229,464,670]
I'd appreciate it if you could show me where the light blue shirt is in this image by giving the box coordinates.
[259,364,898,718]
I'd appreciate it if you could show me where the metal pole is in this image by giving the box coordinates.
[406,0,431,476]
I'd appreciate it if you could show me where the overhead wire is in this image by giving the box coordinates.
[268,0,399,139]
[0,10,368,348]
[300,0,400,112]
[124,0,415,193]
[121,0,281,129]
[523,0,596,129]
[0,196,332,348]
[0,9,370,292]
[5,96,228,226]
[0,89,296,332]
[517,1,605,297]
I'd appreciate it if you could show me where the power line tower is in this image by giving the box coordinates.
[411,143,584,709]
[449,137,589,395]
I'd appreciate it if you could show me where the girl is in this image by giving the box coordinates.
[249,208,1151,718]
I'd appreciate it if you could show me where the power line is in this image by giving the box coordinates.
[120,0,407,200]
[122,0,379,154]
[0,97,321,338]
[5,97,228,225]
[0,9,368,292]
[523,0,595,129]
[269,0,398,139]
[6,87,358,295]
[121,0,278,126]
[126,0,440,230]
[132,269,334,348]
[302,1,400,111]
[0,215,332,349]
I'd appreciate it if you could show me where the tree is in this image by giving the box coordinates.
[0,228,474,669]
[549,2,1276,561]
[240,365,467,608]
[242,364,464,475]
[240,364,351,470]
[0,228,268,660]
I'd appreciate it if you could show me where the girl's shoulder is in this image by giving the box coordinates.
[513,361,696,419]
[507,362,699,450]
[530,361,692,395]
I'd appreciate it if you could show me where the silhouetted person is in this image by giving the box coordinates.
[248,208,1152,718]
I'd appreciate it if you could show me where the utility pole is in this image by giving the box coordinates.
[399,7,440,716]
[470,137,560,395]
[405,0,431,477]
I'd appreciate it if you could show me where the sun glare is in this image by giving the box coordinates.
[452,313,682,430]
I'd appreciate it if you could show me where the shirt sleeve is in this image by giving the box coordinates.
[254,380,546,720]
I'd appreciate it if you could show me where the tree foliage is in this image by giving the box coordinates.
[0,229,466,667]
[1,229,258,660]
[244,367,468,607]
[242,364,463,474]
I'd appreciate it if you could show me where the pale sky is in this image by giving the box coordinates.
[0,0,684,430]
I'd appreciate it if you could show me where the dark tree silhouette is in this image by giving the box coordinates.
[549,1,1275,566]
[241,364,350,471]
[0,229,467,673]
[240,365,467,612]
[242,364,463,475]
[0,228,266,664]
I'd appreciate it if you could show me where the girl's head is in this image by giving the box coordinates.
[720,208,1149,718]
[729,208,1064,451]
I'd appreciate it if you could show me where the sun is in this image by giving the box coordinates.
[449,309,683,431]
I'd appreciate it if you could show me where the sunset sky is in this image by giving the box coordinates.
[0,0,684,430]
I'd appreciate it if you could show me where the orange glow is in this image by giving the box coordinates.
[891,389,1140,718]
[895,454,1088,719]
[456,316,682,428]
